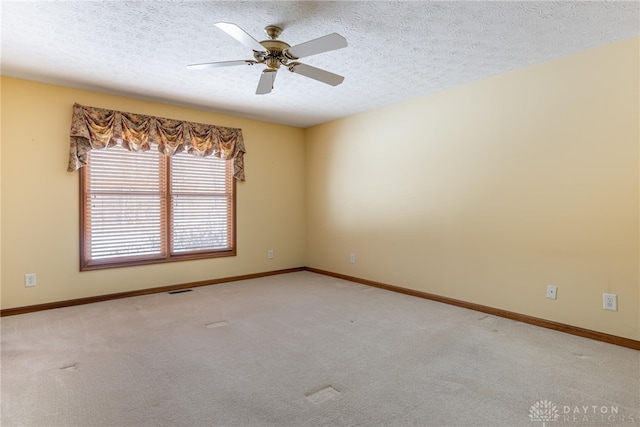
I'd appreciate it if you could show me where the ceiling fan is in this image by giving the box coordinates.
[188,22,348,95]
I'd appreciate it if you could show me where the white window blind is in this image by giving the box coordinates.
[170,151,233,254]
[81,144,235,270]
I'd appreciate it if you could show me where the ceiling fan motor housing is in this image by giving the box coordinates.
[257,38,293,70]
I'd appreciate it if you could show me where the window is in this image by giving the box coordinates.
[80,144,235,270]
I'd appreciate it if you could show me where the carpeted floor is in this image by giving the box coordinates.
[1,271,639,426]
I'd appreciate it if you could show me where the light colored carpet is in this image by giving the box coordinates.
[1,271,639,426]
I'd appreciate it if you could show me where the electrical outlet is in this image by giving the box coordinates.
[267,249,274,259]
[603,293,617,311]
[349,253,356,264]
[546,285,557,300]
[25,273,37,287]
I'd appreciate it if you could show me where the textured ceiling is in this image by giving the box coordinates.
[2,1,639,128]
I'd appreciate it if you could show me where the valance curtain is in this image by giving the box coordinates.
[68,103,246,181]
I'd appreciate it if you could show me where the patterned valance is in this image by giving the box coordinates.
[68,103,246,181]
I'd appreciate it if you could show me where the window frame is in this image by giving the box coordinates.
[79,148,236,271]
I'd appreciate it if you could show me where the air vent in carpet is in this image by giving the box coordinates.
[305,386,340,404]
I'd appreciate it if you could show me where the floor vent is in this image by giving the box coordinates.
[60,363,78,371]
[168,289,193,295]
[305,386,340,404]
[206,321,229,329]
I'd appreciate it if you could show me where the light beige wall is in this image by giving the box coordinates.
[305,38,640,340]
[0,77,306,309]
[0,78,3,307]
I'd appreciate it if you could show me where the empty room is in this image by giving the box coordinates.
[1,1,639,426]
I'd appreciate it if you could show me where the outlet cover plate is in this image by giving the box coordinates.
[603,293,617,311]
[546,285,557,300]
[25,273,37,287]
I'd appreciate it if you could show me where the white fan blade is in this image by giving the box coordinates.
[285,33,347,59]
[188,60,257,70]
[288,63,344,86]
[256,69,277,95]
[215,22,265,52]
